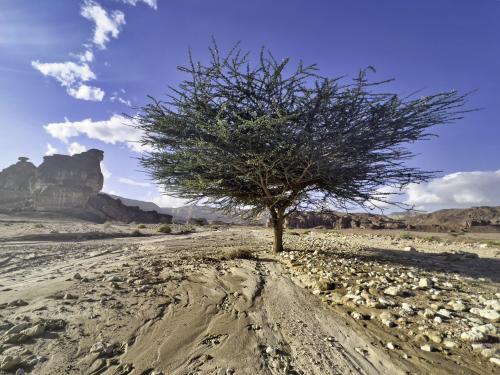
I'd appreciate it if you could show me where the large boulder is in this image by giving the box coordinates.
[31,149,104,210]
[0,157,36,209]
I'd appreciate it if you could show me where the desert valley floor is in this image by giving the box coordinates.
[0,215,499,374]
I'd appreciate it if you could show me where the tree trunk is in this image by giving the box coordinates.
[272,209,285,253]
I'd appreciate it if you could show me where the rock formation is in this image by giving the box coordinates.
[0,157,36,209]
[32,149,104,210]
[0,150,172,224]
[284,211,407,230]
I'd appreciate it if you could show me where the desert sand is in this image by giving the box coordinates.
[0,214,498,374]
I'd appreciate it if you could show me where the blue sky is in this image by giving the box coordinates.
[1,0,499,210]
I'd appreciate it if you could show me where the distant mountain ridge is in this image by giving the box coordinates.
[108,194,500,232]
[404,206,500,232]
[108,194,249,224]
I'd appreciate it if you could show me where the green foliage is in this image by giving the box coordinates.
[158,224,172,234]
[136,42,470,252]
[137,224,147,229]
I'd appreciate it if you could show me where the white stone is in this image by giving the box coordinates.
[21,324,45,338]
[437,309,452,318]
[418,278,433,289]
[490,357,500,366]
[386,342,396,350]
[460,328,487,342]
[443,340,457,348]
[484,299,500,311]
[383,286,403,297]
[470,308,500,322]
[448,300,467,312]
[403,246,416,252]
[420,344,435,352]
[475,323,497,335]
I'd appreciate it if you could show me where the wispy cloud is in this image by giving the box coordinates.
[44,114,150,153]
[31,0,155,101]
[118,177,151,187]
[81,0,126,49]
[76,50,94,63]
[110,90,132,106]
[117,0,158,9]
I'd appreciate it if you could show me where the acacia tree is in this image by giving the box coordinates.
[136,43,468,252]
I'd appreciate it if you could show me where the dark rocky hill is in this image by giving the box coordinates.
[110,195,257,224]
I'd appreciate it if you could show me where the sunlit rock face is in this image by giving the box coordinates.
[32,149,104,210]
[0,157,37,209]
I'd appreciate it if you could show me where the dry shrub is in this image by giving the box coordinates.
[222,247,254,260]
[137,224,146,229]
[158,224,172,234]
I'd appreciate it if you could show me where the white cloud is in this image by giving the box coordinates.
[118,177,151,187]
[68,84,105,101]
[118,0,157,9]
[45,143,58,156]
[31,60,96,87]
[31,60,104,101]
[81,0,126,49]
[44,114,151,153]
[67,142,87,155]
[405,170,500,210]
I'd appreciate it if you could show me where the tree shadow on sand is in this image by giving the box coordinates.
[333,247,500,283]
[0,231,150,243]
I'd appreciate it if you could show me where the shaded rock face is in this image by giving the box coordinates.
[32,149,104,210]
[87,194,172,224]
[0,157,37,208]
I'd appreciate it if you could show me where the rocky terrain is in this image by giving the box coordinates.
[0,151,172,224]
[0,215,499,374]
[285,212,406,230]
[285,207,500,233]
[403,206,500,233]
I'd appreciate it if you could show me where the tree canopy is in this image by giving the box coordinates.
[136,43,469,252]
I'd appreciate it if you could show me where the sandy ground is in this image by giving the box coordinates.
[0,215,498,374]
